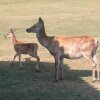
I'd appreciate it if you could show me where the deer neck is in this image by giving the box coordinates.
[36,31,50,48]
[11,34,17,45]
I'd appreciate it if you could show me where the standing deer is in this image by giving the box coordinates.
[5,29,40,72]
[26,17,100,82]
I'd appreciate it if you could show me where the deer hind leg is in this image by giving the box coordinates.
[29,53,40,72]
[11,53,18,66]
[59,58,64,80]
[93,55,100,81]
[83,54,97,82]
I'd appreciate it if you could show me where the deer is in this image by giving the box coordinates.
[5,29,40,72]
[26,17,100,82]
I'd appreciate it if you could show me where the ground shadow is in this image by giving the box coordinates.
[0,60,100,100]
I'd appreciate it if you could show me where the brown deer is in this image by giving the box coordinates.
[5,29,40,72]
[26,17,100,82]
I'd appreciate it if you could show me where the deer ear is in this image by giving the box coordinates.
[10,28,14,34]
[10,28,13,31]
[38,17,43,23]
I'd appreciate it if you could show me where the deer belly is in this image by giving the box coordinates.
[15,49,30,54]
[64,50,83,59]
[14,45,32,54]
[69,53,82,59]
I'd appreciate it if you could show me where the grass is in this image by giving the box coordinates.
[0,0,100,100]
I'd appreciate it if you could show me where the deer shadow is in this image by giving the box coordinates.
[0,60,100,100]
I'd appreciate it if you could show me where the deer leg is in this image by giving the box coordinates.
[11,53,18,66]
[59,58,64,80]
[19,54,22,68]
[83,54,97,82]
[93,55,100,81]
[35,56,40,72]
[54,56,60,82]
[30,52,40,72]
[92,64,97,82]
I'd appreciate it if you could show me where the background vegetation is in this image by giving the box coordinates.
[0,0,100,100]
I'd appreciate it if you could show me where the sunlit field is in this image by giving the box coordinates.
[0,0,100,100]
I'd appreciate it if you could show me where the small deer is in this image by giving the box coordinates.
[26,17,100,82]
[5,29,40,72]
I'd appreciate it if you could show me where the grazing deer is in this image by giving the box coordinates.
[26,17,100,82]
[5,29,40,72]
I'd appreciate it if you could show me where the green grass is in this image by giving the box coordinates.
[0,0,100,100]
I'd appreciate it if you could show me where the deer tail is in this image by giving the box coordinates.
[95,38,100,45]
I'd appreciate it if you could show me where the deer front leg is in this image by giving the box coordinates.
[54,56,60,82]
[11,53,18,66]
[35,56,40,72]
[19,54,22,68]
[59,58,64,80]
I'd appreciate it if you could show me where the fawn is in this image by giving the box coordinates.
[5,29,40,71]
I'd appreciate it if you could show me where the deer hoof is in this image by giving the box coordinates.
[60,77,64,81]
[92,78,97,83]
[54,79,59,83]
[11,63,14,66]
[36,69,40,73]
[19,67,23,70]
